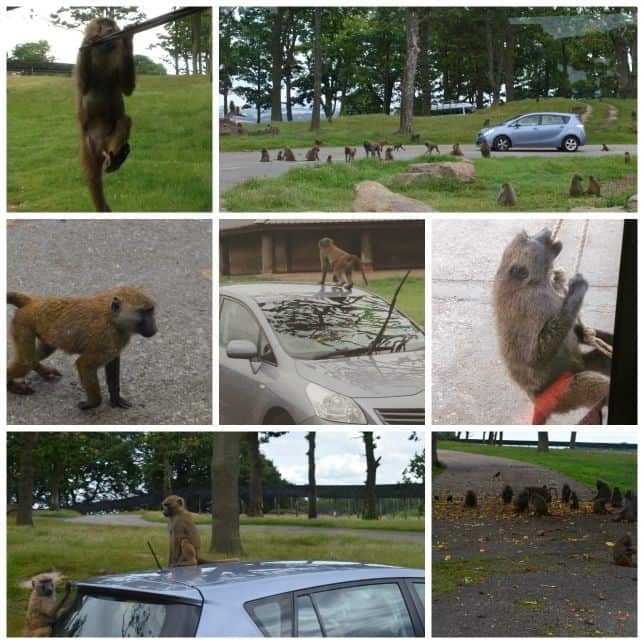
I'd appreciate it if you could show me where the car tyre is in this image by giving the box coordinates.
[560,135,579,152]
[265,411,295,425]
[493,135,511,152]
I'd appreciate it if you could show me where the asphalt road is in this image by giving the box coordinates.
[219,144,637,192]
[7,220,212,425]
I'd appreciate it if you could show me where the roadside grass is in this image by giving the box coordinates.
[220,97,637,152]
[433,557,509,596]
[222,153,636,212]
[437,441,636,491]
[7,517,424,635]
[220,275,425,326]
[432,463,446,479]
[7,75,212,212]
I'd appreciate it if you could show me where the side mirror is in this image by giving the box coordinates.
[226,339,258,359]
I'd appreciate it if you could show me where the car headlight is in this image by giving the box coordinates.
[305,383,367,424]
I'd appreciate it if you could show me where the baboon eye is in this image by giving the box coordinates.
[509,264,529,280]
[111,297,121,312]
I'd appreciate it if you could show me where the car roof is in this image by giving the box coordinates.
[73,561,424,604]
[220,281,373,300]
[511,111,577,118]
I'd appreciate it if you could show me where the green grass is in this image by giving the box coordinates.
[7,75,212,212]
[220,98,637,152]
[437,441,636,491]
[222,154,636,212]
[432,557,506,596]
[7,517,423,635]
[432,464,445,479]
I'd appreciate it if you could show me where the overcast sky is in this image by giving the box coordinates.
[5,4,176,72]
[452,430,636,444]
[261,431,424,486]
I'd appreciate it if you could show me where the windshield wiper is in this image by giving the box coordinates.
[367,270,411,355]
[310,345,391,360]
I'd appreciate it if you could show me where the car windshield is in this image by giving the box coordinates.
[255,293,424,359]
[53,592,201,637]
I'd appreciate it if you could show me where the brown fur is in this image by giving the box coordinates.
[587,175,601,196]
[525,485,552,503]
[344,146,357,162]
[266,125,279,135]
[363,140,382,159]
[385,147,394,161]
[450,143,464,156]
[314,139,323,146]
[497,182,517,206]
[305,146,320,161]
[463,490,477,507]
[425,141,440,155]
[515,490,529,513]
[276,150,283,161]
[624,151,631,164]
[283,147,295,161]
[593,480,611,502]
[493,228,612,421]
[410,133,420,142]
[326,155,332,164]
[23,574,70,637]
[613,491,636,522]
[593,498,610,514]
[480,139,491,158]
[7,287,157,410]
[162,495,202,566]
[569,173,584,197]
[601,143,609,151]
[532,493,549,516]
[76,18,135,212]
[570,491,580,509]
[483,118,491,127]
[611,487,623,508]
[613,533,635,566]
[260,148,270,162]
[318,237,368,288]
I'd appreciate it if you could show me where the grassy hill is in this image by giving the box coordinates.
[220,97,637,152]
[7,75,212,212]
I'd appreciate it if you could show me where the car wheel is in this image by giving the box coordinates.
[493,135,511,152]
[560,135,579,152]
[264,411,295,425]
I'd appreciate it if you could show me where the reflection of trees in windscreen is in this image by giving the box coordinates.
[122,603,158,636]
[259,296,418,351]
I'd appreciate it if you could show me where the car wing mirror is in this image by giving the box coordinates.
[227,339,258,359]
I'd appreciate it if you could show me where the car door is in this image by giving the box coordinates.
[538,113,568,146]
[511,114,541,147]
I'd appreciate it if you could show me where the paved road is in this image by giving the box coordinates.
[65,514,424,543]
[7,220,212,425]
[219,144,637,192]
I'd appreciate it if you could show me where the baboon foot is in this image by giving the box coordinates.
[35,365,62,381]
[8,381,34,395]
[105,143,130,173]
[78,399,101,411]
[345,282,354,289]
[110,396,132,409]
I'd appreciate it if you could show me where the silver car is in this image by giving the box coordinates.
[475,111,586,152]
[220,282,425,425]
[54,561,425,637]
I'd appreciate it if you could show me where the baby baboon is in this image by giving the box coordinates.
[593,480,611,502]
[385,147,394,161]
[326,155,332,164]
[314,139,323,146]
[363,140,381,159]
[483,118,491,127]
[497,182,517,206]
[515,490,530,513]
[411,133,420,142]
[305,146,320,161]
[393,143,405,151]
[276,150,283,161]
[425,141,440,155]
[525,485,552,503]
[344,146,357,162]
[570,491,580,510]
[569,173,584,197]
[7,288,157,410]
[162,495,202,567]
[587,175,601,196]
[562,483,572,504]
[480,139,491,158]
[260,148,270,162]
[501,485,513,504]
[611,487,624,508]
[266,125,279,135]
[613,532,635,567]
[450,143,464,156]
[613,491,636,522]
[23,574,71,636]
[493,228,612,421]
[318,237,368,288]
[624,151,631,164]
[283,147,296,161]
[601,143,610,152]
[532,494,549,516]
[593,498,610,514]
[493,471,501,479]
[463,490,477,507]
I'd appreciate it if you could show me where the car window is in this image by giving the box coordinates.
[413,581,425,609]
[245,593,293,637]
[541,114,569,125]
[308,582,414,637]
[296,595,323,637]
[259,331,277,365]
[220,299,260,347]
[516,115,540,126]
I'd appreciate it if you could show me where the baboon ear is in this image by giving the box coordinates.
[509,264,529,281]
[111,297,121,312]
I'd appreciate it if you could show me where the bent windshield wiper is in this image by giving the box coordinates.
[367,270,411,355]
[310,346,389,360]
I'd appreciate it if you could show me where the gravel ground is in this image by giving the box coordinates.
[7,219,212,424]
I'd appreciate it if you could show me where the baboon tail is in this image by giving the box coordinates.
[355,258,368,285]
[7,292,31,308]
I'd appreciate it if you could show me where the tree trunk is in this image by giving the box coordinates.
[610,29,634,98]
[569,431,577,449]
[162,455,173,498]
[398,9,419,134]
[306,432,317,519]
[310,8,322,131]
[502,15,515,101]
[211,432,243,556]
[484,8,502,103]
[362,432,380,519]
[557,41,571,98]
[191,12,201,76]
[247,432,264,517]
[50,459,62,511]
[431,434,439,466]
[537,432,549,453]
[487,431,495,445]
[17,433,36,526]
[498,432,504,446]
[418,9,431,115]
[270,8,283,121]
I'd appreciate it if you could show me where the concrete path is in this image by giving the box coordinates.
[219,144,637,192]
[432,218,622,425]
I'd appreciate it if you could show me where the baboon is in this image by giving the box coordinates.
[569,173,584,197]
[593,498,610,514]
[7,288,157,410]
[260,148,270,162]
[314,139,323,146]
[326,155,332,164]
[283,147,296,162]
[570,491,580,510]
[532,494,549,516]
[162,494,202,567]
[425,141,440,155]
[493,471,501,479]
[393,143,405,151]
[515,490,530,513]
[601,143,610,152]
[593,480,611,502]
[344,146,357,162]
[463,490,477,507]
[385,147,394,161]
[613,532,635,567]
[493,228,612,422]
[525,486,552,503]
[447,495,453,502]
[450,143,464,156]
[483,118,491,127]
[587,175,601,196]
[613,491,636,522]
[376,140,390,149]
[497,182,517,206]
[411,133,420,142]
[562,483,571,504]
[480,139,491,158]
[276,150,283,161]
[305,146,320,161]
[501,485,513,504]
[434,495,440,501]
[23,574,71,636]
[266,125,279,135]
[612,487,623,508]
[77,17,135,212]
[624,151,631,164]
[318,237,368,288]
[363,140,381,159]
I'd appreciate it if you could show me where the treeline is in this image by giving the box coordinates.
[220,7,637,123]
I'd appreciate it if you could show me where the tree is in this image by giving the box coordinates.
[211,432,243,556]
[569,431,577,449]
[246,432,263,517]
[191,10,202,75]
[17,433,36,526]
[50,7,145,30]
[417,9,431,115]
[310,8,322,131]
[431,434,439,467]
[362,432,380,520]
[270,8,284,121]
[134,55,167,75]
[11,41,53,63]
[398,8,419,133]
[306,432,317,519]
[537,432,549,452]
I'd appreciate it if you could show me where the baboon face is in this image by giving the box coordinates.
[86,18,119,50]
[110,288,157,337]
[162,494,185,517]
[501,228,562,284]
[318,237,333,249]
[33,575,54,596]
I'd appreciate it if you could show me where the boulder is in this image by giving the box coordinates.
[352,181,433,212]
[392,159,476,186]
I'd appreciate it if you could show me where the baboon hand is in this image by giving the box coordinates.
[110,395,132,409]
[78,399,101,411]
[568,273,588,297]
[8,382,35,395]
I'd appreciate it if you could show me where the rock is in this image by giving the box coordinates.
[626,194,637,211]
[392,159,476,186]
[352,180,433,212]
